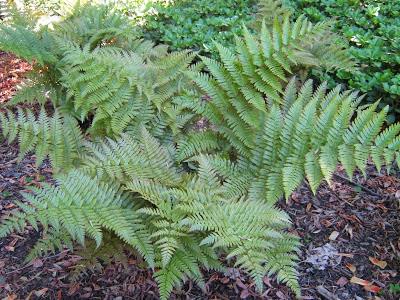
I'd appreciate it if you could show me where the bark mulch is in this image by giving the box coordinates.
[0,52,32,104]
[1,52,400,300]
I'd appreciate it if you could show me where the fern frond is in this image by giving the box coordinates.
[0,108,84,171]
[0,170,155,267]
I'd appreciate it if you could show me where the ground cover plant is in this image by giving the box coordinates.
[0,1,399,299]
[139,0,258,56]
[286,0,400,122]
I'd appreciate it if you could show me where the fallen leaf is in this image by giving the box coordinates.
[275,291,286,299]
[350,276,371,286]
[346,263,356,273]
[344,224,353,239]
[240,289,250,299]
[337,253,354,258]
[263,276,272,288]
[329,231,339,241]
[350,276,381,293]
[220,277,229,284]
[34,288,48,297]
[0,260,5,268]
[32,258,44,268]
[4,246,14,252]
[364,284,382,293]
[68,283,80,296]
[6,294,17,300]
[395,190,400,199]
[369,257,387,269]
[336,276,348,287]
[235,278,247,289]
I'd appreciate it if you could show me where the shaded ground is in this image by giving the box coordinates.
[1,53,400,299]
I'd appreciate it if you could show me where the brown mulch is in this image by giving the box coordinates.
[0,52,400,299]
[0,52,32,103]
[282,166,400,300]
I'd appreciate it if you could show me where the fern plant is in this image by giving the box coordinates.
[0,128,300,299]
[252,1,355,74]
[179,22,399,200]
[60,43,197,137]
[0,2,399,300]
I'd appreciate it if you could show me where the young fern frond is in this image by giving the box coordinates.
[252,1,355,72]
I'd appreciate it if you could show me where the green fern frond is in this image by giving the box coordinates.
[0,170,155,267]
[0,24,56,65]
[0,108,84,171]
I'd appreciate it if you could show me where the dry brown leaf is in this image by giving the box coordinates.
[369,257,387,269]
[32,258,44,268]
[346,263,356,273]
[350,276,382,293]
[364,284,382,293]
[4,246,14,252]
[6,294,17,300]
[350,276,370,286]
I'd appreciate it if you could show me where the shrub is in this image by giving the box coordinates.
[286,0,400,122]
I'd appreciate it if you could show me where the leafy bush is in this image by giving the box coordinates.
[0,2,399,300]
[139,0,258,55]
[286,0,400,122]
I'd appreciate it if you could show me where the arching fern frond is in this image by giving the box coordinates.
[196,81,400,203]
[0,170,155,267]
[0,108,84,172]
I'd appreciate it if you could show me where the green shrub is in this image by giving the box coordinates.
[139,0,258,55]
[285,0,400,122]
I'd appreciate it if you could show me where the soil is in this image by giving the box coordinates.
[0,52,400,300]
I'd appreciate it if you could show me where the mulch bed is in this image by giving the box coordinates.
[0,52,32,104]
[1,52,400,300]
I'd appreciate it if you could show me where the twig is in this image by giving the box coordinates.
[316,286,340,300]
[0,158,18,168]
[333,173,383,198]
